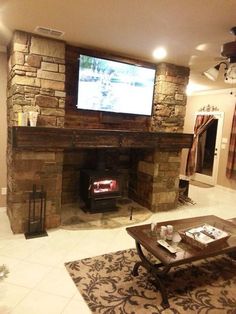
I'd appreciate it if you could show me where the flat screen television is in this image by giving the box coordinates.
[76,54,156,116]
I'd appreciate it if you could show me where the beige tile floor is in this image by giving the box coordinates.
[0,184,235,313]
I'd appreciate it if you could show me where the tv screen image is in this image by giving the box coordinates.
[77,54,156,116]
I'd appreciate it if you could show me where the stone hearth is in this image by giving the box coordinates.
[7,30,192,233]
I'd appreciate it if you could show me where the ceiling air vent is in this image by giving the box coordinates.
[35,26,65,38]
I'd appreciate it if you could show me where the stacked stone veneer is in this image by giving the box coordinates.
[7,31,66,233]
[151,62,189,133]
[135,63,189,211]
[7,30,190,233]
[130,150,181,211]
[7,31,65,127]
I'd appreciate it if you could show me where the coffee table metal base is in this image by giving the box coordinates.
[132,241,171,308]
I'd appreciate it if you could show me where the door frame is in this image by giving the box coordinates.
[192,111,224,185]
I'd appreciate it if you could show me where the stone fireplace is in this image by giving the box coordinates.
[7,30,192,233]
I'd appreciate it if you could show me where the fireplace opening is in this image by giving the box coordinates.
[62,147,170,217]
[80,169,121,213]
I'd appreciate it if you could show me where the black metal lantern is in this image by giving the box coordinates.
[25,185,48,239]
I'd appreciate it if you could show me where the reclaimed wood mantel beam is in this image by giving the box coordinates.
[10,127,193,151]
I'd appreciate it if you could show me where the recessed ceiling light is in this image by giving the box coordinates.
[153,47,167,60]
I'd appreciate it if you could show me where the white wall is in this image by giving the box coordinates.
[0,52,7,206]
[181,89,236,190]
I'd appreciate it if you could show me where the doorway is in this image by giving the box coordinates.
[192,112,224,185]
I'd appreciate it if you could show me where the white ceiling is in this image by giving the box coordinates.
[0,0,236,92]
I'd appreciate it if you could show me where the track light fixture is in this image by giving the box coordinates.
[203,62,228,81]
[203,26,236,84]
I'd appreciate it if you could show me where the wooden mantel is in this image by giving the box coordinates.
[10,127,193,151]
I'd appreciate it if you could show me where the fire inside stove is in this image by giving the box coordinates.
[80,170,121,212]
[92,179,119,194]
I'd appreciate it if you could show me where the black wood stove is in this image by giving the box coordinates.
[80,169,121,212]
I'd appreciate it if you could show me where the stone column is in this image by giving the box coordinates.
[151,62,189,133]
[151,150,181,211]
[134,63,190,211]
[7,31,66,233]
[130,150,181,212]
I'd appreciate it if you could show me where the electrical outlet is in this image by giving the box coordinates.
[1,187,7,195]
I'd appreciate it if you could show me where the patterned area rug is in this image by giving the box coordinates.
[65,249,236,313]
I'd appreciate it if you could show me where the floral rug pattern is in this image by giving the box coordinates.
[65,249,236,314]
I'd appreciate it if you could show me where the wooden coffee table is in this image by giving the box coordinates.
[126,215,236,308]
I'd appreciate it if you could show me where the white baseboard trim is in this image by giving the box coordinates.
[216,184,236,193]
